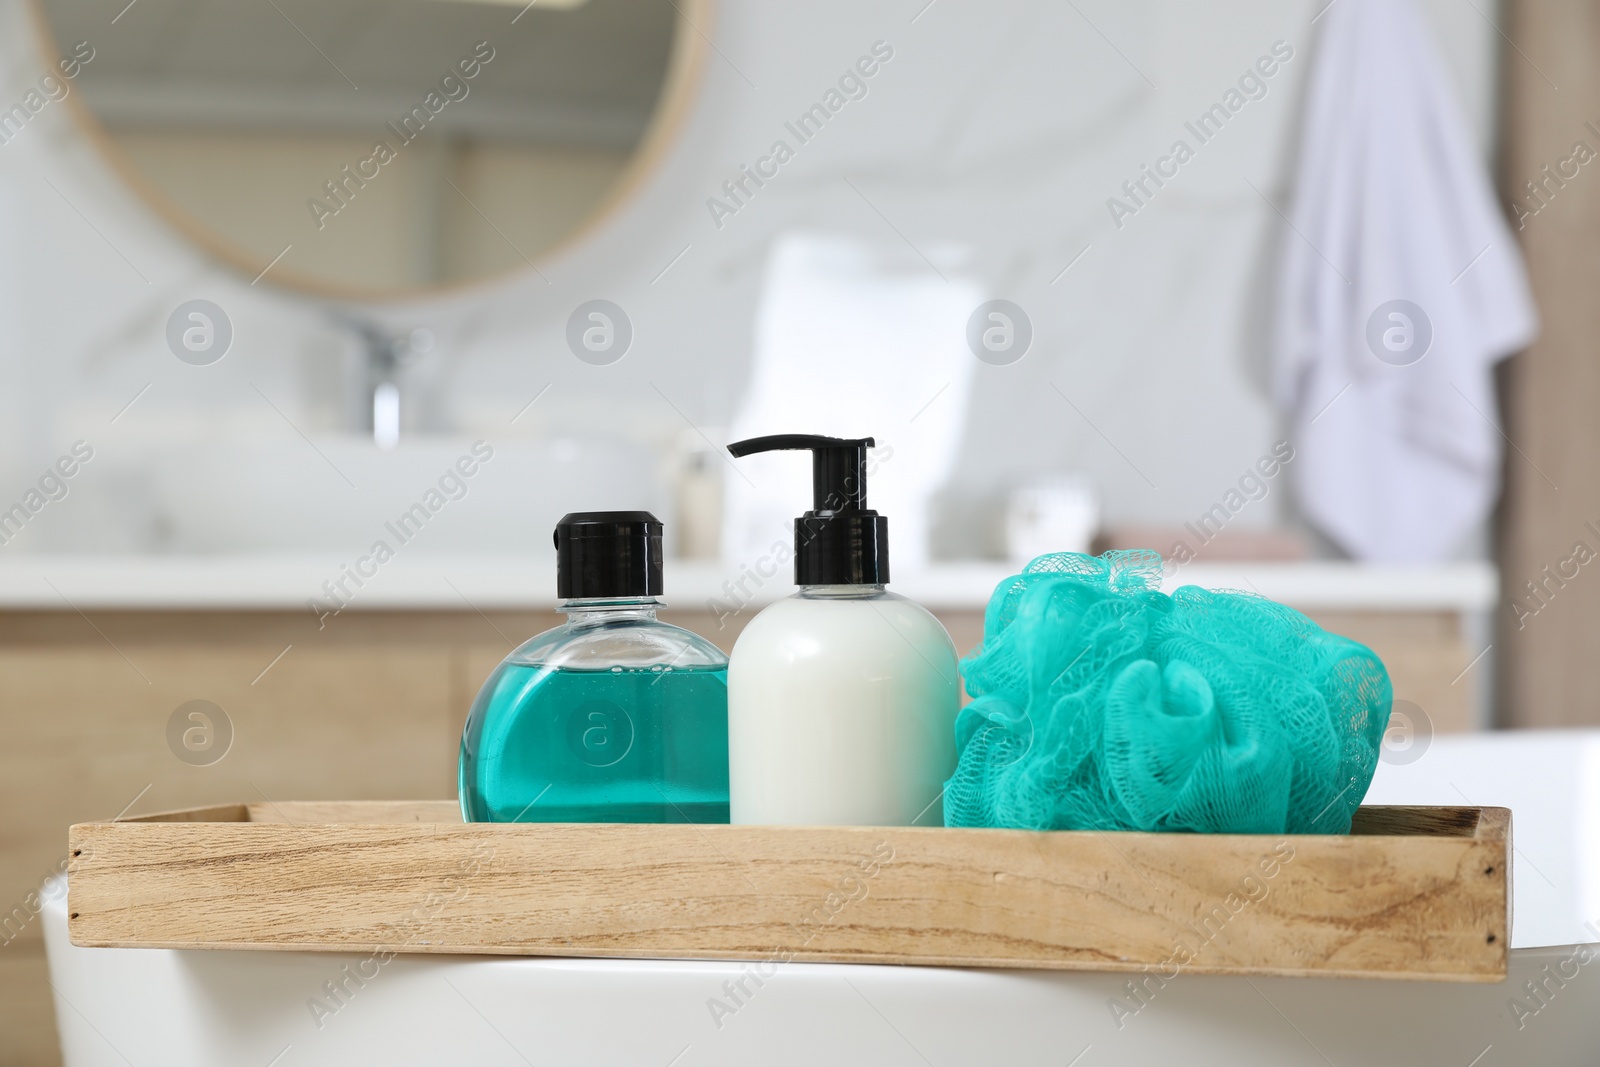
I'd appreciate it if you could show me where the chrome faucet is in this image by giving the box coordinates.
[341,319,433,449]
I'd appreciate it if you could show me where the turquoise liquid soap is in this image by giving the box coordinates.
[458,512,730,823]
[460,663,728,822]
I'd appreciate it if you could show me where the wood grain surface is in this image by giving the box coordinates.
[67,802,1509,981]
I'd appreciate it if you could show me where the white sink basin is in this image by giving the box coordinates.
[27,435,671,557]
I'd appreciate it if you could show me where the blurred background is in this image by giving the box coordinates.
[0,0,1588,1061]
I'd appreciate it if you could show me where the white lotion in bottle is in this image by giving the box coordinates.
[725,434,959,826]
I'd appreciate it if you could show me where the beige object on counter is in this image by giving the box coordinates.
[1094,525,1310,562]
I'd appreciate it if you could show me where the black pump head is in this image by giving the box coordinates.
[726,434,888,586]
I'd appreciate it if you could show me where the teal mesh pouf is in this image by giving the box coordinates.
[944,551,1392,835]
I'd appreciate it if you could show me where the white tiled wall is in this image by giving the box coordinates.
[0,0,1498,558]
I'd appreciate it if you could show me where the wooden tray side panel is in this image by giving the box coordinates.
[242,800,462,825]
[68,809,1510,981]
[1348,805,1485,837]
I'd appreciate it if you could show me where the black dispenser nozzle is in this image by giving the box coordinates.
[727,434,888,586]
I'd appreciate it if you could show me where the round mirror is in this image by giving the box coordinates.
[30,0,705,297]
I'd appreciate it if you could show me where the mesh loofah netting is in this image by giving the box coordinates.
[944,551,1392,835]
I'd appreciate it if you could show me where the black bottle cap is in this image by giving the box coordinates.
[726,434,888,586]
[554,511,663,599]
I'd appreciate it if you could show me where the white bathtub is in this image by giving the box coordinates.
[43,731,1600,1066]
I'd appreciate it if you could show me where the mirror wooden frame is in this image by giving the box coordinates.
[25,0,713,302]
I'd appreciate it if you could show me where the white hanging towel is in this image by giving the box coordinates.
[1273,0,1537,563]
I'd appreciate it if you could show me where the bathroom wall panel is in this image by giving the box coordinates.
[1498,0,1600,729]
[0,938,59,1067]
[1317,611,1479,735]
[0,620,465,1066]
[0,645,179,1067]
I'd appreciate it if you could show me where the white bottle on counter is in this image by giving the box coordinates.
[724,434,960,826]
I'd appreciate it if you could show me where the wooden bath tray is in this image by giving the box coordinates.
[67,801,1510,982]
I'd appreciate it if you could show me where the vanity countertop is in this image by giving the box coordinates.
[0,555,1498,613]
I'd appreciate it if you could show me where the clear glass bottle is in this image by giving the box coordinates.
[458,512,730,823]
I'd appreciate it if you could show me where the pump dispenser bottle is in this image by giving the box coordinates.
[724,435,959,826]
[459,511,730,823]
